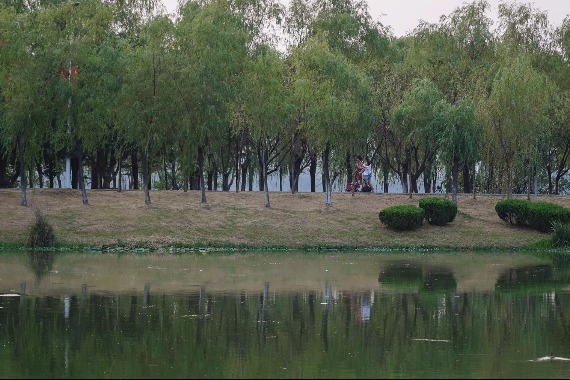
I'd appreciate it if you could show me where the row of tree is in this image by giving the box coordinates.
[1,0,569,207]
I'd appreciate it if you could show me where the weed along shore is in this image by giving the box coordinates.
[1,189,569,253]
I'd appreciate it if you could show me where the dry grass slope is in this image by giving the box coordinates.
[1,189,569,250]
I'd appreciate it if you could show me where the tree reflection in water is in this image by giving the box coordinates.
[1,252,569,378]
[27,250,55,281]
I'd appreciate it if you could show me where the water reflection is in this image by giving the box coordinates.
[0,251,569,379]
[26,250,55,281]
[342,290,374,323]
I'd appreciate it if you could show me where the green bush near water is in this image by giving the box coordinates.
[419,197,457,226]
[495,199,570,233]
[527,202,570,232]
[27,211,56,248]
[379,205,425,231]
[495,199,529,225]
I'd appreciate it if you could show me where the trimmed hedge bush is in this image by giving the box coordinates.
[379,205,425,231]
[419,197,457,226]
[495,199,529,225]
[495,199,570,232]
[527,201,570,232]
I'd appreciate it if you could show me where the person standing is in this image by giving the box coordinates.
[362,157,372,191]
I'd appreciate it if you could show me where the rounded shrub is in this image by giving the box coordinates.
[418,197,457,226]
[28,211,56,248]
[526,201,570,232]
[495,199,530,225]
[379,205,425,231]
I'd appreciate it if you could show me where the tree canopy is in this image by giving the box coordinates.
[1,0,569,207]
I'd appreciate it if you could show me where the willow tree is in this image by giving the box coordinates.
[491,1,560,197]
[69,1,134,192]
[399,2,495,194]
[390,78,445,194]
[174,0,250,202]
[0,7,30,205]
[243,47,292,207]
[282,0,318,193]
[544,18,570,194]
[58,0,129,203]
[117,16,174,205]
[283,0,382,194]
[292,37,373,207]
[227,0,286,195]
[0,6,59,205]
[438,99,481,204]
[486,54,553,198]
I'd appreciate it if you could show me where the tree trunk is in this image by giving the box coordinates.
[199,146,206,204]
[527,164,532,201]
[240,156,249,192]
[408,171,412,200]
[36,163,43,188]
[17,129,27,207]
[207,169,213,190]
[162,155,168,190]
[213,159,219,191]
[309,153,317,192]
[235,140,240,194]
[547,166,554,195]
[117,152,122,192]
[171,160,178,190]
[28,168,33,188]
[463,164,471,193]
[472,163,476,200]
[507,161,513,199]
[131,150,139,190]
[91,155,99,189]
[383,162,389,193]
[257,145,264,192]
[323,145,332,207]
[401,167,409,194]
[248,164,254,191]
[141,148,151,205]
[451,158,459,204]
[190,168,200,190]
[290,155,302,194]
[76,140,88,205]
[263,143,270,208]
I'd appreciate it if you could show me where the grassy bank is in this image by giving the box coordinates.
[1,188,569,253]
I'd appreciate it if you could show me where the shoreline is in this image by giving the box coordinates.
[1,189,569,253]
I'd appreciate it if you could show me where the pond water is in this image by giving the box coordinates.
[1,250,570,379]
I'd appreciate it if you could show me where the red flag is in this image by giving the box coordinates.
[59,66,78,82]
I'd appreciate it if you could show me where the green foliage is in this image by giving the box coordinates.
[551,222,570,247]
[495,199,570,232]
[495,199,529,225]
[526,201,570,232]
[378,205,424,231]
[27,211,56,248]
[418,197,457,226]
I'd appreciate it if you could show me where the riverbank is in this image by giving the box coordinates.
[1,189,569,252]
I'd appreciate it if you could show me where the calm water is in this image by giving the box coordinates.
[1,250,570,379]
